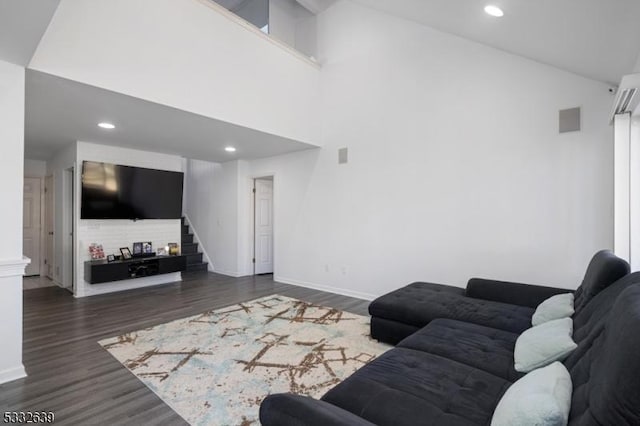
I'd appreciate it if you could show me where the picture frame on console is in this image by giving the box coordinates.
[120,247,132,260]
[132,242,143,256]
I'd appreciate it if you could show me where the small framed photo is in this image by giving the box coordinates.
[142,242,153,254]
[88,243,105,260]
[120,247,132,260]
[157,247,167,256]
[107,254,116,263]
[132,242,143,255]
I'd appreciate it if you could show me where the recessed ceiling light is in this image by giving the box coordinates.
[98,122,115,129]
[225,146,236,153]
[484,5,504,17]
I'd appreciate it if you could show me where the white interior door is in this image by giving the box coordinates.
[254,178,274,274]
[45,175,54,279]
[24,177,42,276]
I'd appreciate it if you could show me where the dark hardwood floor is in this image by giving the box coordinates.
[0,272,370,425]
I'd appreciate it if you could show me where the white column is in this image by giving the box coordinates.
[0,60,27,384]
[614,113,631,262]
[0,258,30,383]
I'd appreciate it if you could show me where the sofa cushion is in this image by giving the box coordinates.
[491,362,572,426]
[321,347,510,426]
[369,282,534,334]
[397,319,522,381]
[573,250,630,314]
[531,293,575,326]
[570,271,640,347]
[566,284,640,425]
[514,318,577,373]
[370,316,421,345]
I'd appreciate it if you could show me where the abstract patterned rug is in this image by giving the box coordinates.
[99,295,390,425]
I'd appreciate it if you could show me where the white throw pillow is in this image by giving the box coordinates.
[532,293,575,326]
[514,317,577,373]
[491,362,572,426]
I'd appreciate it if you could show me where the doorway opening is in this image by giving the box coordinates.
[23,177,43,277]
[62,167,74,292]
[253,177,274,275]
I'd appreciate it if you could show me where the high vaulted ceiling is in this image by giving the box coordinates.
[0,0,60,66]
[352,0,640,84]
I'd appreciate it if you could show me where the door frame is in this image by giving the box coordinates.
[250,174,275,276]
[62,167,75,292]
[24,176,45,277]
[44,175,54,279]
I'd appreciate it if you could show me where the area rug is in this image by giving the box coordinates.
[99,295,390,425]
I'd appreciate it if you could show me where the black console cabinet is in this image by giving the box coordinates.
[84,255,188,284]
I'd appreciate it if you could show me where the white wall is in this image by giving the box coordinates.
[228,1,614,299]
[29,0,321,146]
[24,159,47,177]
[0,59,27,384]
[270,0,317,58]
[185,159,241,276]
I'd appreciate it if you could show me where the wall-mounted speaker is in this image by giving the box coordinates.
[559,107,581,133]
[338,147,348,164]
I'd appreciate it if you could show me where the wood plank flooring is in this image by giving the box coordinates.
[0,272,370,425]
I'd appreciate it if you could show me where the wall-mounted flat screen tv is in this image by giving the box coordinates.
[81,161,183,220]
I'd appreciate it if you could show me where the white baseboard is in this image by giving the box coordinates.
[213,269,245,278]
[0,365,26,384]
[274,276,378,301]
[75,272,183,298]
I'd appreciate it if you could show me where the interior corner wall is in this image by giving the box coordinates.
[0,59,26,383]
[69,142,183,297]
[240,1,614,299]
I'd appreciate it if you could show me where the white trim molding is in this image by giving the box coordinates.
[275,276,378,301]
[0,257,31,278]
[0,365,27,384]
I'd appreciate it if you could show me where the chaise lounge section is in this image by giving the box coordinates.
[368,250,629,344]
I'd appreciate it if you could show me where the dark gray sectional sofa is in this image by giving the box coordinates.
[260,251,640,426]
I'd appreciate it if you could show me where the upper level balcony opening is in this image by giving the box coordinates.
[211,0,318,60]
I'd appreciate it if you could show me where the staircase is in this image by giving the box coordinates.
[181,217,209,273]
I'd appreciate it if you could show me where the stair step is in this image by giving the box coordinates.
[182,242,198,254]
[181,217,187,225]
[181,234,194,244]
[181,224,190,235]
[186,252,203,265]
[186,262,208,272]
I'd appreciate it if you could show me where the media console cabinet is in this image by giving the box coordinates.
[84,255,188,284]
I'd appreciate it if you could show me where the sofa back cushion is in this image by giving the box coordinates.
[569,271,640,346]
[573,250,629,314]
[567,284,640,425]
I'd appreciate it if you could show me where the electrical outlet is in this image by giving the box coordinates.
[324,264,329,273]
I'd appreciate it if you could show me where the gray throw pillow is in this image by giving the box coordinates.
[491,362,572,426]
[532,293,575,326]
[514,317,577,373]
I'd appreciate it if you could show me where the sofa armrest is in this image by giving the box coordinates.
[260,394,376,426]
[466,278,572,308]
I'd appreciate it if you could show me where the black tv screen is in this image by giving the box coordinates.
[81,161,183,220]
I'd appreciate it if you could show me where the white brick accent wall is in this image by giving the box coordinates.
[76,219,182,297]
